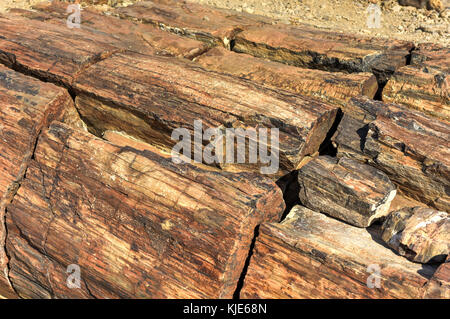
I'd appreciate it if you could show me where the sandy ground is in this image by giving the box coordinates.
[0,0,449,45]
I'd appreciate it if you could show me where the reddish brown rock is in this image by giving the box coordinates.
[14,2,209,60]
[381,207,449,263]
[72,51,338,176]
[233,24,413,86]
[240,205,437,299]
[5,122,285,298]
[424,256,450,298]
[383,43,449,121]
[332,97,450,211]
[298,156,397,227]
[113,0,270,47]
[0,15,122,87]
[0,65,78,298]
[196,47,378,105]
[410,43,450,72]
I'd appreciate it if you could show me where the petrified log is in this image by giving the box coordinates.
[13,2,209,60]
[72,51,338,176]
[240,205,437,299]
[5,122,285,298]
[381,207,449,263]
[383,43,449,121]
[298,156,397,227]
[196,47,378,105]
[113,0,270,47]
[0,13,207,87]
[332,97,450,211]
[0,65,79,297]
[232,24,413,86]
[424,256,450,299]
[410,43,450,72]
[0,15,121,87]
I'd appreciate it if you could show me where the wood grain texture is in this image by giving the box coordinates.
[5,122,285,298]
[298,156,397,227]
[233,23,413,86]
[196,47,378,105]
[240,205,437,299]
[424,256,449,299]
[332,97,450,211]
[113,0,270,47]
[0,65,78,298]
[0,15,122,87]
[383,43,449,121]
[72,51,338,176]
[381,207,449,263]
[12,2,209,60]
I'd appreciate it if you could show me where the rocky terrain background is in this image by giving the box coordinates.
[1,0,448,45]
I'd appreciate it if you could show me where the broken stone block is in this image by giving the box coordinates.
[5,122,285,298]
[233,23,413,86]
[113,0,270,46]
[298,156,397,227]
[381,207,449,263]
[383,43,449,121]
[0,65,78,298]
[240,205,437,298]
[13,2,209,60]
[196,47,378,105]
[424,256,450,298]
[332,96,450,211]
[72,51,338,176]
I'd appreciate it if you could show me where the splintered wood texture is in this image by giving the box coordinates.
[196,47,378,105]
[240,206,437,299]
[332,97,450,211]
[411,43,450,72]
[12,2,209,60]
[0,15,122,87]
[73,52,338,175]
[381,207,449,264]
[383,43,449,122]
[5,122,285,299]
[233,24,413,85]
[0,66,75,298]
[113,0,270,46]
[424,256,449,299]
[298,156,396,228]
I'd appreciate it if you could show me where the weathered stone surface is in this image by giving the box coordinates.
[332,97,450,211]
[0,15,121,87]
[5,122,285,298]
[72,51,338,176]
[410,43,450,72]
[298,156,397,227]
[196,47,378,105]
[0,65,78,298]
[424,256,450,298]
[113,0,269,47]
[15,2,209,60]
[381,207,449,263]
[240,205,437,299]
[233,24,413,86]
[383,43,449,121]
[365,112,450,211]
